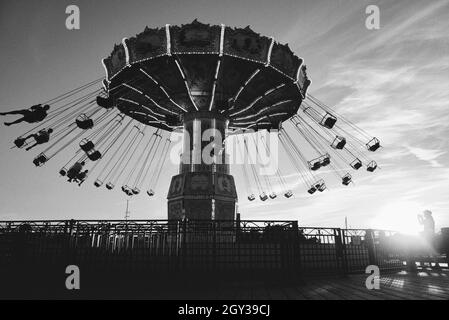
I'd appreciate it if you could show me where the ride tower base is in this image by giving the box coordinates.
[167,111,238,221]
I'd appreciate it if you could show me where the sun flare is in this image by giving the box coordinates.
[370,201,424,235]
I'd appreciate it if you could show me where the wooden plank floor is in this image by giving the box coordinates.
[159,269,449,300]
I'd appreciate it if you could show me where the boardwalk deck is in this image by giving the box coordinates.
[147,268,449,300]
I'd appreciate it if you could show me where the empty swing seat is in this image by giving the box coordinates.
[147,189,155,197]
[33,153,48,167]
[269,192,277,199]
[247,194,256,201]
[331,136,346,150]
[367,161,378,172]
[87,150,102,161]
[308,159,321,171]
[321,154,331,167]
[59,167,67,176]
[94,179,103,188]
[259,192,268,201]
[320,113,337,129]
[342,173,352,185]
[14,137,26,148]
[106,182,114,190]
[284,191,293,198]
[366,137,381,152]
[350,158,363,170]
[97,96,114,109]
[122,185,133,196]
[76,114,94,130]
[315,179,326,192]
[309,154,331,171]
[80,139,95,152]
[307,186,317,194]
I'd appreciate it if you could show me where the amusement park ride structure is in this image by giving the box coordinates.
[7,20,381,221]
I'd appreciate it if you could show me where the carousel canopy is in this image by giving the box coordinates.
[102,19,310,131]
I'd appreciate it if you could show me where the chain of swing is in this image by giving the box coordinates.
[7,74,381,200]
[9,77,172,196]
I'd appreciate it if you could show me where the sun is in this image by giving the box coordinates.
[370,201,424,235]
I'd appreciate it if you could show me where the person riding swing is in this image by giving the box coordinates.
[1,104,50,126]
[14,128,53,151]
[67,161,85,183]
[75,170,89,186]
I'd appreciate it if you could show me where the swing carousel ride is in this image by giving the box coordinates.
[5,20,381,220]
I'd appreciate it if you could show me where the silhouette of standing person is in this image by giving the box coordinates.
[1,104,50,126]
[418,210,435,243]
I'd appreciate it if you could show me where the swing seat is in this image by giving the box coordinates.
[106,182,114,190]
[122,185,134,196]
[132,187,140,195]
[342,173,352,186]
[309,160,321,171]
[307,186,317,194]
[87,150,102,161]
[80,139,95,152]
[35,134,50,144]
[97,96,114,109]
[269,192,277,199]
[94,179,103,187]
[309,154,330,171]
[320,113,337,129]
[14,137,26,148]
[147,189,155,197]
[59,168,67,176]
[247,194,255,201]
[33,153,48,167]
[284,191,293,198]
[366,137,380,152]
[76,114,94,130]
[331,136,346,150]
[367,161,378,172]
[315,179,326,192]
[76,172,88,183]
[321,154,331,167]
[350,158,362,170]
[259,193,268,201]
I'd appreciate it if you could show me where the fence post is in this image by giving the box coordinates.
[334,228,347,274]
[441,228,449,264]
[182,217,187,270]
[235,213,241,242]
[292,221,301,276]
[212,220,217,271]
[365,229,377,266]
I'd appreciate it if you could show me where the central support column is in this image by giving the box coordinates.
[167,112,238,221]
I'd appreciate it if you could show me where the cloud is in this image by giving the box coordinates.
[406,146,445,167]
[349,0,449,56]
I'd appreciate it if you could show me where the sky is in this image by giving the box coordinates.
[0,0,448,234]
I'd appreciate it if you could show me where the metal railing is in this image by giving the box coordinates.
[0,219,446,275]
